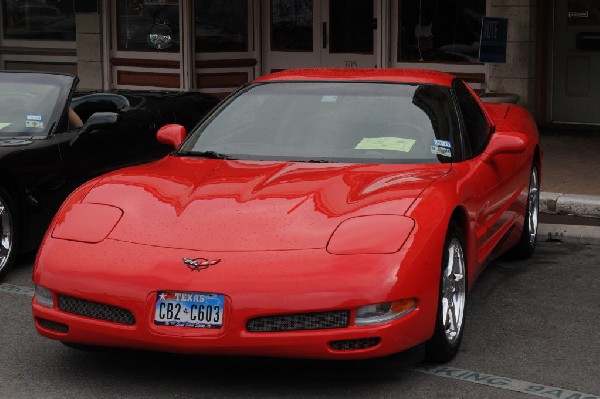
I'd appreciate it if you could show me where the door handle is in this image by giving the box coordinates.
[323,22,328,49]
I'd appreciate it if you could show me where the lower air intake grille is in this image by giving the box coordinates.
[58,295,135,325]
[247,311,350,332]
[329,337,381,351]
[36,317,69,333]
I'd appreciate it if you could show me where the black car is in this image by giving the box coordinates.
[0,71,219,279]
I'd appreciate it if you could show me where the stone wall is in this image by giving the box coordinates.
[75,9,104,91]
[487,0,537,110]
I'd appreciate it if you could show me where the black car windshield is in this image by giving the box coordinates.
[179,82,460,164]
[0,72,73,137]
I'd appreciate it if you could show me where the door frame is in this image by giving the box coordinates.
[260,0,386,74]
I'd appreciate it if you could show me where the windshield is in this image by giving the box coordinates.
[179,82,460,164]
[0,72,74,137]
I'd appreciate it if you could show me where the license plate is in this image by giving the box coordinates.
[154,291,225,328]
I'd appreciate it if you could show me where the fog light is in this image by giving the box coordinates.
[35,285,54,308]
[355,299,417,326]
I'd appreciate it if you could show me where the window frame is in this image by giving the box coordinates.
[451,78,493,160]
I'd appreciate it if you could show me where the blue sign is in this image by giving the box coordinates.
[479,17,508,63]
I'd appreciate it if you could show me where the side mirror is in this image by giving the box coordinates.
[481,131,529,163]
[70,112,120,146]
[156,124,187,149]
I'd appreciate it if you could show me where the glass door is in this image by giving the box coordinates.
[321,0,378,68]
[261,0,379,74]
[262,0,321,73]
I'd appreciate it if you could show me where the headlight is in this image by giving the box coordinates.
[327,215,415,255]
[355,299,418,326]
[52,203,123,243]
[35,285,54,308]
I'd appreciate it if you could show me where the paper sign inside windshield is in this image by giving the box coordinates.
[355,137,416,152]
[321,96,338,103]
[0,123,11,130]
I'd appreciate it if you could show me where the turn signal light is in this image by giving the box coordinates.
[355,299,418,326]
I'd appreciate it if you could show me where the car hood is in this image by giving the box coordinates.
[82,156,451,251]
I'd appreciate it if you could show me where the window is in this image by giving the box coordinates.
[271,0,313,52]
[330,0,373,54]
[453,79,489,157]
[2,0,75,41]
[180,82,459,164]
[117,0,180,52]
[399,0,486,63]
[195,0,248,53]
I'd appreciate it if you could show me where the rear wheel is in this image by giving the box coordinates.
[507,165,539,259]
[0,187,18,280]
[426,222,467,363]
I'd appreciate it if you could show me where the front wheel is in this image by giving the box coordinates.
[0,187,18,281]
[426,222,467,363]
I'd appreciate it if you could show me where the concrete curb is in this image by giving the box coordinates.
[540,191,600,218]
[538,223,600,245]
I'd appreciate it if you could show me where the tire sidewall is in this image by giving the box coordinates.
[507,164,539,259]
[426,221,467,362]
[0,186,18,280]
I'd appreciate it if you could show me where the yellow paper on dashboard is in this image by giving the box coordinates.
[355,137,416,152]
[0,123,11,130]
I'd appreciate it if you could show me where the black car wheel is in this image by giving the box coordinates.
[0,187,18,280]
[426,221,467,363]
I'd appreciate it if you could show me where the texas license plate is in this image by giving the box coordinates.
[154,291,225,328]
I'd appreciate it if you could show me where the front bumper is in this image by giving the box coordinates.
[32,237,440,360]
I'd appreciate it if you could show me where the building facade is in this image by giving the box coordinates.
[0,0,598,125]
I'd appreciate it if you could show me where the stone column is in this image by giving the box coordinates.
[487,0,537,110]
[75,11,104,91]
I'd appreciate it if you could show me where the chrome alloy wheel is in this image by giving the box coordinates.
[0,197,13,273]
[441,238,466,344]
[527,166,540,246]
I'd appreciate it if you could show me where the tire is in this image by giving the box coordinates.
[0,186,18,281]
[425,221,467,363]
[507,164,539,259]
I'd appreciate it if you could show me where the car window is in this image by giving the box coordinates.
[180,82,460,164]
[0,83,60,136]
[0,73,74,137]
[453,79,490,158]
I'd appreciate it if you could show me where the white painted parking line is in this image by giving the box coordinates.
[0,283,34,297]
[410,365,599,399]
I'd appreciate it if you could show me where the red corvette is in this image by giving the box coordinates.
[32,69,541,362]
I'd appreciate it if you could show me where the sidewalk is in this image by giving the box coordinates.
[539,127,600,217]
[537,125,600,244]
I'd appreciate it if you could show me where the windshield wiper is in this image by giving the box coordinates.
[190,150,238,160]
